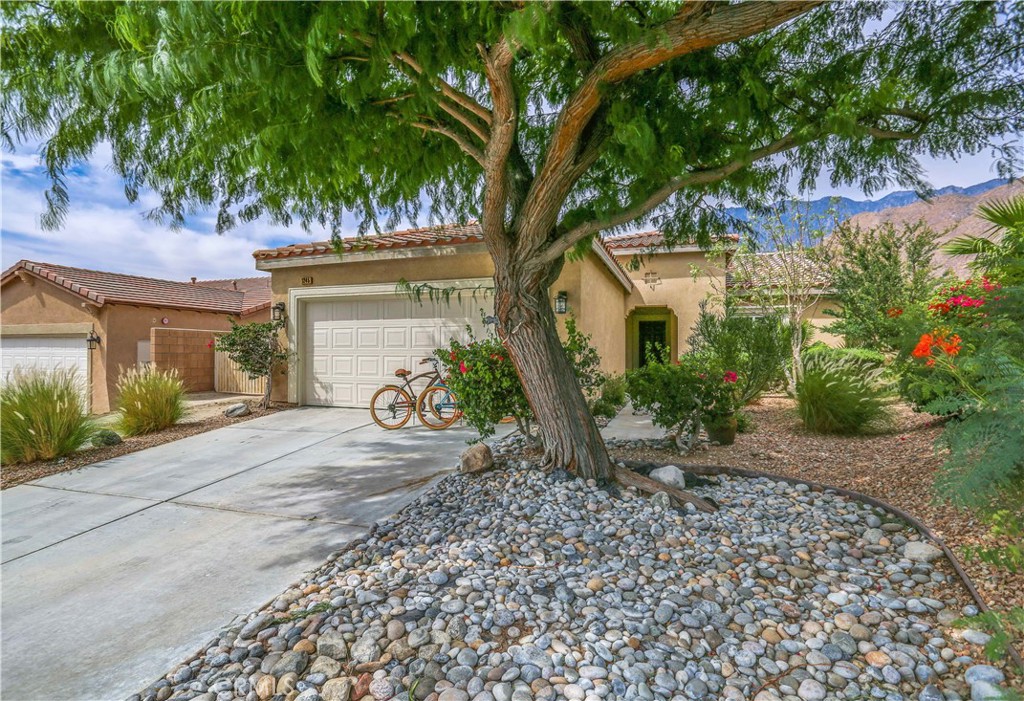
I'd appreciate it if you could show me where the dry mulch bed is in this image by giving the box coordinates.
[1,405,283,490]
[609,397,1023,616]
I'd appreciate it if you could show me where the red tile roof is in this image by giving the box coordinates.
[603,230,740,250]
[1,261,270,315]
[192,277,273,315]
[726,251,832,290]
[253,222,484,260]
[253,222,632,289]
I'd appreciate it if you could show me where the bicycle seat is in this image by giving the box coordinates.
[394,368,411,377]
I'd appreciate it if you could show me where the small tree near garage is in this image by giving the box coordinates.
[215,320,287,409]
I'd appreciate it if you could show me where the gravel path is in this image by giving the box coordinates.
[137,434,1014,701]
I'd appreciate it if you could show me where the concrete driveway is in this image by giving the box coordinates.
[1,408,499,701]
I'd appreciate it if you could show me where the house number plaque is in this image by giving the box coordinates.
[301,276,314,286]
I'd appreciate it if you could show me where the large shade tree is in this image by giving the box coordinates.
[4,1,1022,480]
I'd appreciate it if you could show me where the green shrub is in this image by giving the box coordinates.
[688,300,791,404]
[91,428,123,447]
[589,397,619,419]
[0,368,96,464]
[736,409,754,434]
[599,373,627,407]
[626,351,741,452]
[439,318,602,440]
[796,352,895,435]
[803,342,887,369]
[116,366,186,436]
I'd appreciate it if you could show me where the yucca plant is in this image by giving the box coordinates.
[796,351,895,435]
[1,368,96,464]
[116,366,186,436]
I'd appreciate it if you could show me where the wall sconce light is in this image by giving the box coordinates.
[86,331,102,350]
[271,301,287,322]
[554,291,568,314]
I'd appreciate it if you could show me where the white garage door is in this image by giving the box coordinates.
[304,294,491,407]
[0,336,90,409]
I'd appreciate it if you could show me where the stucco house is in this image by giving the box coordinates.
[255,223,730,407]
[0,261,271,413]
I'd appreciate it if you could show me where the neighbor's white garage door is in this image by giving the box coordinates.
[304,294,491,407]
[0,336,90,409]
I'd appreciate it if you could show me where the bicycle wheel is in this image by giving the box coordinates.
[416,385,460,430]
[370,385,414,429]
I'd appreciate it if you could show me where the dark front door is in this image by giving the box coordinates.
[638,320,667,366]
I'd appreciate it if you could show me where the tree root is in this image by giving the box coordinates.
[614,467,717,513]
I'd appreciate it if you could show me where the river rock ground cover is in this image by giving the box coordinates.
[139,434,1015,701]
[607,397,1024,616]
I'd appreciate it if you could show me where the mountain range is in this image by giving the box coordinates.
[725,178,1009,238]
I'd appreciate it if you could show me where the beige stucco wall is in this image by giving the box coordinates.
[1,277,107,411]
[1,276,264,413]
[803,298,842,347]
[265,247,629,402]
[616,250,727,366]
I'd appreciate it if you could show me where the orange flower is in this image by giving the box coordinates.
[912,333,933,358]
[937,334,962,356]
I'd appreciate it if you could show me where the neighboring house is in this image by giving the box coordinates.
[726,250,841,346]
[253,223,731,407]
[0,261,271,413]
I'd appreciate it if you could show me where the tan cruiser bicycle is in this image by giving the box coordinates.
[369,357,461,430]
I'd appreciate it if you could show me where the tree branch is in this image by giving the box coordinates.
[408,120,485,166]
[394,51,493,126]
[479,38,519,246]
[519,0,822,246]
[543,130,808,264]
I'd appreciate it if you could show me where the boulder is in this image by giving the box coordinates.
[225,402,251,418]
[903,541,943,563]
[649,465,686,490]
[460,443,494,474]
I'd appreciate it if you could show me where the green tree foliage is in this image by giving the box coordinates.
[4,1,1022,478]
[214,320,288,408]
[688,300,790,404]
[823,221,942,350]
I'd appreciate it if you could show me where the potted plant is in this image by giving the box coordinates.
[701,369,741,445]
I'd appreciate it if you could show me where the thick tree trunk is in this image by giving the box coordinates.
[492,256,612,482]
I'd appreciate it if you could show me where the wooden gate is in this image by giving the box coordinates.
[214,350,266,396]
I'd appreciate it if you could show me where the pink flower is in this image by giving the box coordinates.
[723,371,738,383]
[459,361,468,374]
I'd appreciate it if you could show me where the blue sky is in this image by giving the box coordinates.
[0,141,1012,281]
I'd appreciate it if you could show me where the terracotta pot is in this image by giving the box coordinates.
[706,414,737,446]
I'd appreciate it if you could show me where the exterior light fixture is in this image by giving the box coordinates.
[86,331,102,350]
[555,291,568,314]
[271,301,286,322]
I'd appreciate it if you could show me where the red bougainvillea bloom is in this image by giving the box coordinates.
[886,308,903,318]
[207,339,215,349]
[459,361,468,374]
[723,371,738,383]
[928,302,951,315]
[912,334,934,358]
[450,350,458,362]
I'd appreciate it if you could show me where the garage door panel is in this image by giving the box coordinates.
[1,336,90,410]
[382,327,408,349]
[330,356,353,376]
[331,328,354,349]
[304,293,491,408]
